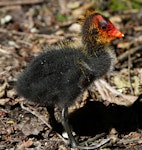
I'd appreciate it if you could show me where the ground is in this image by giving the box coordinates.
[0,0,142,150]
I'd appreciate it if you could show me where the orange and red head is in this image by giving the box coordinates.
[78,10,124,44]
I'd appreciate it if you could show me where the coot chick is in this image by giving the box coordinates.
[16,10,123,149]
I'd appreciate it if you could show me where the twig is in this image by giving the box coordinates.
[128,54,134,95]
[80,133,106,146]
[0,0,44,7]
[20,101,67,143]
[117,137,140,145]
[80,135,111,149]
[0,47,12,54]
[0,118,6,127]
[0,5,22,11]
[92,138,111,149]
[16,39,33,47]
[0,28,61,39]
[116,45,142,63]
[58,0,70,15]
[94,79,137,106]
[20,101,52,129]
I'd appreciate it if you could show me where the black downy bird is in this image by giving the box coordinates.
[16,10,124,149]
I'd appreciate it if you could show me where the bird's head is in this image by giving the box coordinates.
[78,10,124,45]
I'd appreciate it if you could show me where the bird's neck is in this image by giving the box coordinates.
[81,29,110,56]
[82,38,115,73]
[83,39,110,57]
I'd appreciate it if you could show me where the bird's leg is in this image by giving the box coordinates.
[46,106,63,135]
[61,107,78,147]
[62,107,111,149]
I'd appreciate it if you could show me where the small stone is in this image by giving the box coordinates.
[68,23,81,33]
[1,15,12,25]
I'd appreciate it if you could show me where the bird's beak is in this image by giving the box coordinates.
[115,31,124,38]
[108,28,124,39]
[112,30,124,38]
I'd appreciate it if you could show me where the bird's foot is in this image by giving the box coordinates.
[72,133,111,150]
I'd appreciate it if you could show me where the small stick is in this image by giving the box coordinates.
[0,28,60,40]
[116,45,142,63]
[0,0,44,6]
[94,79,137,105]
[20,102,67,143]
[117,137,140,145]
[80,133,106,145]
[128,54,134,95]
[20,101,52,129]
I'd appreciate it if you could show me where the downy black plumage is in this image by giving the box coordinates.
[16,10,123,149]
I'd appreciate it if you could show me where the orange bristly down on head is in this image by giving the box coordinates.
[78,10,124,45]
[92,14,124,44]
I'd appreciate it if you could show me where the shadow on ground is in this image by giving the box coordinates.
[68,95,142,136]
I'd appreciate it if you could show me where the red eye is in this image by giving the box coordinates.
[99,21,107,30]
